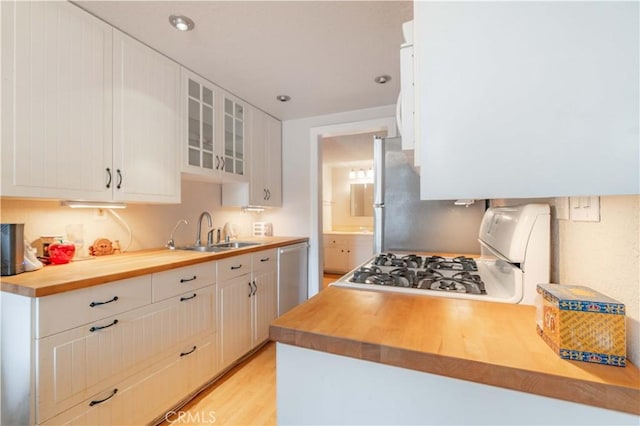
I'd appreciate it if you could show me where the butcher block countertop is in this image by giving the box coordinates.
[270,286,640,416]
[1,236,307,297]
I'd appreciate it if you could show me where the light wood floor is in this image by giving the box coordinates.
[158,274,340,425]
[160,343,276,426]
[322,273,343,290]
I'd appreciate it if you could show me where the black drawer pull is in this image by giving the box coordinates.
[180,346,197,357]
[89,388,118,406]
[180,275,197,283]
[180,293,197,302]
[230,264,242,270]
[260,257,270,262]
[89,296,119,307]
[89,319,118,332]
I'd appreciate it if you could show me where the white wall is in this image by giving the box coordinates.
[0,180,261,256]
[261,104,397,296]
[557,195,639,365]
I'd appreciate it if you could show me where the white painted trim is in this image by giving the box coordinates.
[308,117,397,297]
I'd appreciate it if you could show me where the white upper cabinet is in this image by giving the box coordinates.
[1,1,113,201]
[249,106,282,206]
[1,2,181,203]
[180,68,222,180]
[220,92,248,181]
[414,2,639,200]
[112,30,181,203]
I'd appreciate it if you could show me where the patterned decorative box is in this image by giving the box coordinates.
[536,283,626,367]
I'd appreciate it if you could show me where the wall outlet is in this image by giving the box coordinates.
[569,196,600,222]
[93,208,107,220]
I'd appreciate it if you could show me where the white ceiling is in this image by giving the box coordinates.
[74,1,413,121]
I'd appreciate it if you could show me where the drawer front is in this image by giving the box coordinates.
[36,276,151,338]
[323,234,348,247]
[218,253,251,281]
[251,249,277,272]
[152,261,216,302]
[37,286,215,423]
[40,333,217,426]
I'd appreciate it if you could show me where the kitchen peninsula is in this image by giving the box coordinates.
[270,286,640,425]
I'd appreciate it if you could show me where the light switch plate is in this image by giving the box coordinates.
[569,196,600,222]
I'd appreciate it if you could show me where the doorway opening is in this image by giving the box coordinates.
[308,117,397,296]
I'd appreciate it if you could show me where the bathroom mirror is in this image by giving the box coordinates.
[350,183,374,217]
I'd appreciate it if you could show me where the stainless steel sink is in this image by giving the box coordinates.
[212,241,261,249]
[176,245,230,252]
[176,241,261,252]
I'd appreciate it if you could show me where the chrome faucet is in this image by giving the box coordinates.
[195,211,213,246]
[166,219,188,250]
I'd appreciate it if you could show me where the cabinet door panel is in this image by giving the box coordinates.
[113,30,180,203]
[219,275,252,369]
[252,269,277,346]
[1,0,112,200]
[415,2,639,199]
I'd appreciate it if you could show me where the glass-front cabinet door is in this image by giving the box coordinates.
[182,69,218,177]
[223,94,245,177]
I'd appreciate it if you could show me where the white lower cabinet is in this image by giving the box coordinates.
[37,284,216,423]
[218,249,278,370]
[323,234,374,274]
[218,274,253,369]
[41,333,216,426]
[2,248,290,425]
[251,250,278,345]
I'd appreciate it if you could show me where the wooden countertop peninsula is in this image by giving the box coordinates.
[270,286,640,416]
[1,237,307,297]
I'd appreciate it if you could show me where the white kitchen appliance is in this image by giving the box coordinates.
[332,203,550,305]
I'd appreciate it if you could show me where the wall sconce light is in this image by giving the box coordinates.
[349,169,356,179]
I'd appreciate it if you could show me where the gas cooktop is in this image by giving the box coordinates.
[348,253,487,295]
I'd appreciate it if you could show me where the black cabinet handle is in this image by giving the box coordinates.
[230,264,242,270]
[180,346,197,357]
[248,282,252,297]
[89,319,118,333]
[180,276,197,283]
[260,257,270,262]
[89,296,119,307]
[266,189,271,200]
[106,168,112,189]
[215,155,220,170]
[221,157,226,170]
[89,388,118,406]
[252,280,257,296]
[263,188,268,200]
[116,169,123,189]
[180,293,197,302]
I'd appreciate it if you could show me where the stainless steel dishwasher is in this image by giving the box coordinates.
[277,242,309,316]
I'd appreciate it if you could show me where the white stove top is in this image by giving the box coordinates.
[331,254,524,304]
[331,203,550,305]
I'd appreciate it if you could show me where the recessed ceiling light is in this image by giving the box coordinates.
[169,15,195,31]
[374,75,392,84]
[276,95,291,102]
